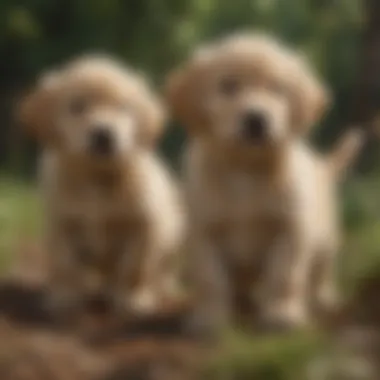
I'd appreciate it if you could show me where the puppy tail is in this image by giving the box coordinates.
[328,128,364,180]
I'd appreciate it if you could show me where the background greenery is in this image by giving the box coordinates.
[0,0,376,172]
[0,0,380,379]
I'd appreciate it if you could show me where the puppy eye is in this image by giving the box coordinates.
[219,77,240,96]
[69,97,87,116]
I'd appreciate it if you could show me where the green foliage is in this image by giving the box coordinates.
[0,0,367,169]
[205,329,328,380]
[0,176,41,268]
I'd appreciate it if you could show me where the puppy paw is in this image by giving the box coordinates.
[314,287,342,324]
[130,287,159,314]
[259,301,309,333]
[316,287,340,312]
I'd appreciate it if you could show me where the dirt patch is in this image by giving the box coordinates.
[0,277,212,380]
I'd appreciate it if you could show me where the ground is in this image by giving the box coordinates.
[0,173,379,379]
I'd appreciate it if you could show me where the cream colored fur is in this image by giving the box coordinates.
[20,56,186,317]
[167,33,362,330]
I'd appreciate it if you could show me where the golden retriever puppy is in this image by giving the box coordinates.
[19,56,186,319]
[166,33,362,331]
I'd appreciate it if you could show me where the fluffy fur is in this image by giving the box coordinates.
[19,56,186,318]
[166,33,362,330]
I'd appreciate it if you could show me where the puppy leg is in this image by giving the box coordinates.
[112,226,166,315]
[231,267,257,326]
[259,230,313,330]
[148,249,183,302]
[130,256,169,314]
[47,233,84,321]
[311,246,340,315]
[110,241,142,316]
[131,229,176,314]
[184,232,231,337]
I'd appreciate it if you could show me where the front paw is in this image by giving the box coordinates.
[316,287,340,314]
[258,300,309,333]
[110,288,157,319]
[129,287,159,315]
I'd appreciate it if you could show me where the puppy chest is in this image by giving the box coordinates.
[220,218,285,263]
[224,174,290,219]
[214,175,290,263]
[60,209,138,274]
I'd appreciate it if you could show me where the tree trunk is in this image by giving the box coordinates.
[349,0,380,171]
[351,0,380,125]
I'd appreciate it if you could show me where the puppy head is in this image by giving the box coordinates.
[19,55,165,160]
[167,33,330,154]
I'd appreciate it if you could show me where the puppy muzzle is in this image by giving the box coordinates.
[240,111,268,143]
[88,125,114,156]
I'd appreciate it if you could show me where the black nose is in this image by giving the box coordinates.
[241,112,267,142]
[89,126,113,155]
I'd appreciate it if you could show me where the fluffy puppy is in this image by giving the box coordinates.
[19,56,186,319]
[167,33,362,331]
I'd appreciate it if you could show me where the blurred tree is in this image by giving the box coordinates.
[2,0,194,173]
[344,0,380,172]
[349,0,380,122]
[0,0,368,173]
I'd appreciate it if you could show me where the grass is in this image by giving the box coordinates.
[0,173,379,379]
[205,329,330,380]
[0,176,42,269]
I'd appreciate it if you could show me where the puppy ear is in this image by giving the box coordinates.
[17,71,61,144]
[291,63,331,135]
[138,92,166,147]
[166,63,208,134]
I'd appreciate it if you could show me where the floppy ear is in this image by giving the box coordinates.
[165,62,209,134]
[291,64,331,135]
[138,93,166,147]
[17,71,61,144]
